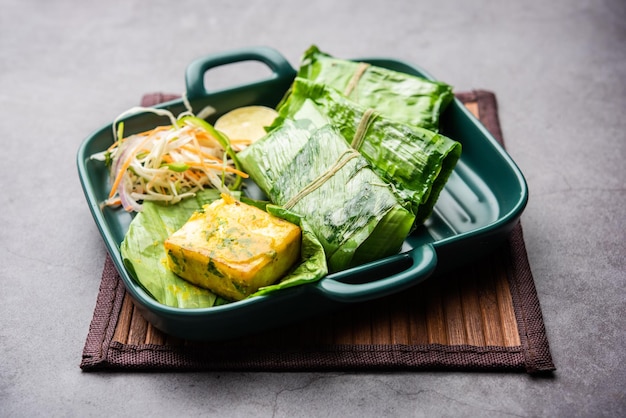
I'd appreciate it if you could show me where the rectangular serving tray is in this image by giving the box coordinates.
[77,47,527,341]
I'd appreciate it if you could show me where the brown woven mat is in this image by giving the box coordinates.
[80,90,555,374]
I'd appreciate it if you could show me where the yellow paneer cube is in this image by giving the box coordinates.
[164,197,301,301]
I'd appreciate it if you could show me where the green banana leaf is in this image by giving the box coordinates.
[120,189,328,308]
[237,119,416,273]
[292,45,454,132]
[274,78,462,225]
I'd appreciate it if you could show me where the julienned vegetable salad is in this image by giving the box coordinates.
[91,106,249,213]
[91,45,462,308]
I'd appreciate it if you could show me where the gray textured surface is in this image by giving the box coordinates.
[1,0,625,416]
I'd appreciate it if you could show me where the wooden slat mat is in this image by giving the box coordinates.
[80,90,555,374]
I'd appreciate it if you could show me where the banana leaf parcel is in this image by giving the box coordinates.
[274,78,462,225]
[237,119,415,273]
[293,45,454,132]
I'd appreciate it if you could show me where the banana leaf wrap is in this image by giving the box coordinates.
[237,119,415,273]
[292,45,454,132]
[273,78,462,225]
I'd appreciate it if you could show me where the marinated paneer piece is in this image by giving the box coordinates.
[164,196,301,301]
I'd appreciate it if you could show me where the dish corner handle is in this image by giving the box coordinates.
[185,46,296,100]
[316,244,437,303]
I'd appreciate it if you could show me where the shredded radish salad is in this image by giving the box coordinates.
[91,106,250,212]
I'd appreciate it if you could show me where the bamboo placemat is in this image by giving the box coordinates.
[80,90,555,374]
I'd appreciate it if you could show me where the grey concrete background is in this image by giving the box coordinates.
[1,0,624,416]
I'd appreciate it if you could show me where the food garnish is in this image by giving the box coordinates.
[214,105,279,148]
[91,107,247,212]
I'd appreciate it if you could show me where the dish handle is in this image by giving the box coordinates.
[315,244,437,303]
[185,46,297,100]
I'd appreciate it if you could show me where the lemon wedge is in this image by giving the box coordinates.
[214,105,279,145]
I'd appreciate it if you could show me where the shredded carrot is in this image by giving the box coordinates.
[186,161,249,178]
[108,136,152,199]
[106,197,122,206]
[184,169,203,182]
[180,144,223,163]
[191,128,218,142]
[137,125,171,137]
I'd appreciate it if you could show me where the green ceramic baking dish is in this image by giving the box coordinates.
[77,46,528,341]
